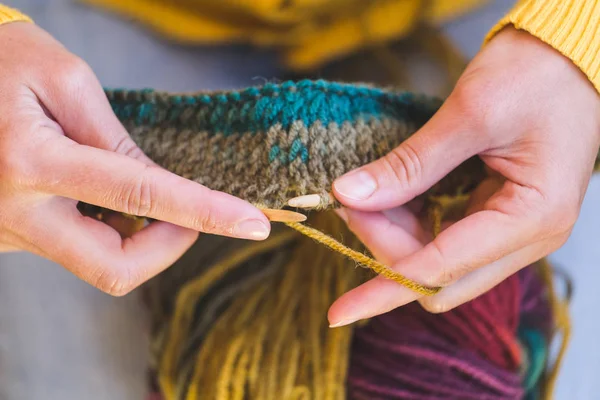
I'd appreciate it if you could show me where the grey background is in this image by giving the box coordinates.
[0,1,598,399]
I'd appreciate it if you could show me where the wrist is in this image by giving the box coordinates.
[485,0,600,95]
[493,26,600,116]
[461,26,600,151]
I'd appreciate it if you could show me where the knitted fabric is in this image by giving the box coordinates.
[108,80,488,210]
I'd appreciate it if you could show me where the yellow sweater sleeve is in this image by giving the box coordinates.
[0,4,32,25]
[485,0,600,93]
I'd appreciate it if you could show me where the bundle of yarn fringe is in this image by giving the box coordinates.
[91,79,585,400]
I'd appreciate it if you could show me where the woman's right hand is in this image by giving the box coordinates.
[0,22,271,295]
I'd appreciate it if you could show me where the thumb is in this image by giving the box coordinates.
[35,57,271,241]
[37,56,153,164]
[332,99,483,210]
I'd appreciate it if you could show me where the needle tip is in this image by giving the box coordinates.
[288,194,321,208]
[262,209,307,223]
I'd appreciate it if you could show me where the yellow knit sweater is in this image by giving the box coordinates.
[0,0,598,93]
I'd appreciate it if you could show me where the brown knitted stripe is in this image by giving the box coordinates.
[127,117,423,209]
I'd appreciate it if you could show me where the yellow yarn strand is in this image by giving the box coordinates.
[429,202,443,238]
[168,212,359,400]
[160,230,298,400]
[216,336,245,399]
[538,258,572,400]
[284,221,441,296]
[232,350,252,400]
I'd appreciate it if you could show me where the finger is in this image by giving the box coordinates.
[329,235,553,326]
[381,206,429,243]
[0,243,21,253]
[35,137,271,240]
[386,179,550,291]
[332,101,484,211]
[336,207,424,265]
[35,55,153,163]
[418,238,560,313]
[329,182,546,326]
[24,197,199,296]
[329,277,422,327]
[329,208,425,327]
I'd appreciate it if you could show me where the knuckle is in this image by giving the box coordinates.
[124,168,156,217]
[515,187,579,238]
[113,136,145,159]
[92,264,136,297]
[0,147,36,188]
[450,79,498,140]
[58,56,95,93]
[108,280,135,297]
[422,241,460,288]
[191,205,222,234]
[381,142,423,190]
[491,185,552,236]
[547,200,579,234]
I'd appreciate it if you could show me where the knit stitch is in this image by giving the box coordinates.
[107,80,491,210]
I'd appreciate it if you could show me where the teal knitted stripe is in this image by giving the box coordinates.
[106,80,442,136]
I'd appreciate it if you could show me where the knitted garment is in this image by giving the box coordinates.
[108,80,487,210]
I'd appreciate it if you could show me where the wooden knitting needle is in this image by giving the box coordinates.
[262,208,307,223]
[287,192,335,209]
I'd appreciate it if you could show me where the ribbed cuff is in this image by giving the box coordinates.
[485,0,600,94]
[0,4,32,25]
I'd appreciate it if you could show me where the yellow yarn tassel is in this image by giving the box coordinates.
[159,230,298,399]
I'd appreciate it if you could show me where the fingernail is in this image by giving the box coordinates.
[335,208,348,223]
[329,318,357,328]
[334,170,377,201]
[234,219,270,240]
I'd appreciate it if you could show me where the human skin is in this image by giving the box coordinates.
[328,26,600,327]
[0,22,271,297]
[1,20,598,317]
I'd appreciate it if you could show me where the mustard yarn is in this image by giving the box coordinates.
[82,80,577,399]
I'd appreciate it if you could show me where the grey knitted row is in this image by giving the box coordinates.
[125,117,418,209]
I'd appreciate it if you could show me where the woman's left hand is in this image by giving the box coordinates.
[327,27,600,327]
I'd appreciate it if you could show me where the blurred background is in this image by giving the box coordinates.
[0,0,598,399]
